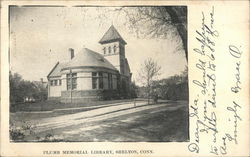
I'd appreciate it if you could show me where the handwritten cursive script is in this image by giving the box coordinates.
[189,6,219,154]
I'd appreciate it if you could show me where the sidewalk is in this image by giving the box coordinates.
[15,100,136,114]
[34,101,155,132]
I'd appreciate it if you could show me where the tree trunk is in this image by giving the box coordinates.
[165,7,188,62]
[147,87,150,105]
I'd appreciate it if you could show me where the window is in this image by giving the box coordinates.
[71,73,77,90]
[99,72,103,89]
[92,72,98,89]
[50,79,62,86]
[108,73,113,89]
[110,75,113,89]
[92,78,98,89]
[54,80,58,86]
[103,47,106,54]
[66,74,71,90]
[108,46,111,54]
[113,45,117,53]
[67,73,77,90]
[92,72,97,77]
[92,72,103,89]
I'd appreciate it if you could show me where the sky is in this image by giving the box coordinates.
[10,6,187,83]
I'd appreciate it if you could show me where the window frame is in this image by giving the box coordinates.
[92,72,104,89]
[108,73,113,89]
[99,72,103,89]
[92,73,98,89]
[66,73,77,90]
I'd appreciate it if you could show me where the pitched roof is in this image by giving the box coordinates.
[47,62,66,78]
[48,48,118,78]
[33,81,48,89]
[62,48,118,71]
[99,25,127,45]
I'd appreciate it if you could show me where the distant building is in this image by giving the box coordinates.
[25,78,48,102]
[33,78,48,89]
[47,25,132,103]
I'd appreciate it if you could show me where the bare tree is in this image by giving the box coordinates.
[78,7,187,61]
[138,58,161,104]
[114,6,187,61]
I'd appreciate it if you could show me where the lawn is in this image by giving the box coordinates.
[10,99,135,112]
[9,99,176,121]
[10,99,139,122]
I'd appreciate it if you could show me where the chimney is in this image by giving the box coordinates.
[40,78,43,83]
[69,48,74,59]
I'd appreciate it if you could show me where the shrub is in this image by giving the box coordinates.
[10,121,63,142]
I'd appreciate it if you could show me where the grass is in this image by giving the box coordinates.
[10,99,135,112]
[10,121,64,142]
[10,98,151,122]
[10,99,136,121]
[10,98,176,113]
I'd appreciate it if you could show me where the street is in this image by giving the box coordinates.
[11,101,189,142]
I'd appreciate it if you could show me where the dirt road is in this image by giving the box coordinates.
[12,101,189,142]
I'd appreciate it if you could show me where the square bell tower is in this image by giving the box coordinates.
[99,25,127,75]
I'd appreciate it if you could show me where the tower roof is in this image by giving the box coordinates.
[99,25,127,45]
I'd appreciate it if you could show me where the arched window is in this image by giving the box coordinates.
[103,47,106,54]
[113,45,117,53]
[108,46,111,54]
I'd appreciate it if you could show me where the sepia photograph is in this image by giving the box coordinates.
[9,6,188,142]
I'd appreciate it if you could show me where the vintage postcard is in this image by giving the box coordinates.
[0,0,249,157]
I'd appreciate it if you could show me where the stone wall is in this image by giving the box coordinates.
[48,96,61,101]
[61,89,119,103]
